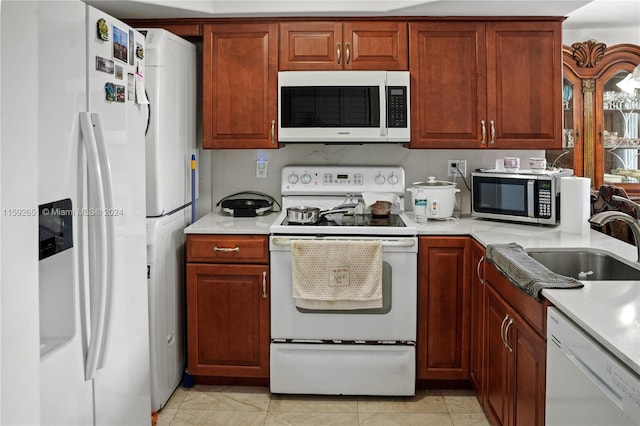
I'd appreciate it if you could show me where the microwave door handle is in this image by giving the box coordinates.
[379,83,387,137]
[527,180,535,217]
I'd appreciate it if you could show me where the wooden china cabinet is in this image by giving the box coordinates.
[548,41,640,196]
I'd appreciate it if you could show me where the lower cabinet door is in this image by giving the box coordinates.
[186,263,270,377]
[485,284,547,426]
[484,287,511,426]
[511,314,546,426]
[417,237,470,380]
[470,239,486,396]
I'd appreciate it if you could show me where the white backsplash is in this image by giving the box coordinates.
[209,145,545,214]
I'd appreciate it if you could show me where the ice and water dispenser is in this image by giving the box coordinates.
[38,198,75,358]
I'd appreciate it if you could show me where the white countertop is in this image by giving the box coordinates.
[186,209,640,376]
[411,213,640,377]
[184,209,278,234]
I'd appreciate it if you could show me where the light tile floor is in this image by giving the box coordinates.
[157,386,491,426]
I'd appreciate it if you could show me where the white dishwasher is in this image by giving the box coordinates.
[546,307,640,426]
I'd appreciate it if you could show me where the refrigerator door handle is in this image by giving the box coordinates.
[91,113,115,370]
[79,112,115,380]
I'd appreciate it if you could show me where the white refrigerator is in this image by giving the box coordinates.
[142,28,197,412]
[37,2,151,424]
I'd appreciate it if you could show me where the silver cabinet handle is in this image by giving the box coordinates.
[213,246,240,252]
[270,120,275,144]
[490,120,496,144]
[481,120,486,144]
[345,42,351,65]
[505,318,514,352]
[500,314,509,348]
[476,255,485,284]
[262,271,267,298]
[336,42,342,65]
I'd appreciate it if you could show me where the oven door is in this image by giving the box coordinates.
[269,235,417,342]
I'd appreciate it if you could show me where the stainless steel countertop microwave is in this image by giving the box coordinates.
[471,168,574,225]
[277,71,410,143]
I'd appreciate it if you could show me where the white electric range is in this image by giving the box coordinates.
[269,165,418,396]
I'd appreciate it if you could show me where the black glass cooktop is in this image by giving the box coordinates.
[281,213,406,227]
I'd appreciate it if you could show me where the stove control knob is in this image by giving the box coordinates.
[387,173,399,185]
[375,172,386,185]
[287,172,299,184]
[300,172,312,184]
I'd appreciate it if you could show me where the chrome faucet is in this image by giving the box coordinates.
[588,209,640,262]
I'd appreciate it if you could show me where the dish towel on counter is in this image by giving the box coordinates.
[485,242,583,301]
[291,239,383,309]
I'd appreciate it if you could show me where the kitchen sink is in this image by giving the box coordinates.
[526,248,640,281]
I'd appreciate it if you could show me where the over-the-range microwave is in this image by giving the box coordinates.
[278,70,410,143]
[471,168,574,225]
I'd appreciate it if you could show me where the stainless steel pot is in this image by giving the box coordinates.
[286,206,353,224]
[286,206,321,224]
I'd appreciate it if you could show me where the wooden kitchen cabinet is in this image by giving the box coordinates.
[279,21,408,70]
[484,262,546,426]
[548,41,640,196]
[122,19,203,38]
[469,239,486,399]
[409,20,563,149]
[186,234,270,378]
[417,236,471,381]
[203,23,279,149]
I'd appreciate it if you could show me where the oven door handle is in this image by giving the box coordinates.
[271,237,416,247]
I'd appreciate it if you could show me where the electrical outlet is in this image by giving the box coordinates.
[256,160,268,178]
[447,159,467,177]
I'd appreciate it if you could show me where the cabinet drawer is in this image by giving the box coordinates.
[187,235,268,264]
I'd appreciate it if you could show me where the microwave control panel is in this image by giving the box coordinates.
[537,180,553,218]
[387,87,407,128]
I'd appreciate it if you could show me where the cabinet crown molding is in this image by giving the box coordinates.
[570,40,607,68]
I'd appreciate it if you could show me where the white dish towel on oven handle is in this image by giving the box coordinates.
[291,239,383,310]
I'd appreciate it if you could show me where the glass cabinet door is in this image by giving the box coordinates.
[602,70,640,184]
[547,75,581,172]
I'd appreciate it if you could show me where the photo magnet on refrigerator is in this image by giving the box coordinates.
[97,18,108,41]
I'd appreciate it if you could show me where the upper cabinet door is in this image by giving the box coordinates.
[343,21,408,70]
[279,22,343,70]
[485,21,563,149]
[279,21,408,70]
[410,22,487,148]
[203,23,278,149]
[410,20,562,149]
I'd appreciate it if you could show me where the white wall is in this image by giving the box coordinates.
[564,26,640,46]
[563,0,640,45]
[0,1,41,424]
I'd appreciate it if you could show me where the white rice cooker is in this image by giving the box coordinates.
[407,177,460,219]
